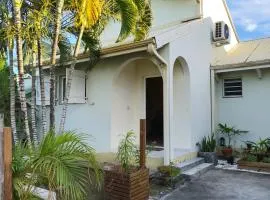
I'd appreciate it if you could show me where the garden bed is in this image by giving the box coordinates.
[237,159,270,172]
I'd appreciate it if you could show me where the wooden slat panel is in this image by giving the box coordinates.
[3,127,12,200]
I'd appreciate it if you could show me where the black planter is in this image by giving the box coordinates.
[198,152,218,166]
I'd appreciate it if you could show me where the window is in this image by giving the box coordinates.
[60,76,66,103]
[223,78,242,97]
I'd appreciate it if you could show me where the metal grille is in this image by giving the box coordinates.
[223,78,242,97]
[215,22,222,38]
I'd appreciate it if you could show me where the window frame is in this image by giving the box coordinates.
[222,77,243,98]
[59,75,66,104]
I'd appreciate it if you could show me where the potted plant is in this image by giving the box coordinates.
[217,123,248,157]
[197,133,217,165]
[104,131,149,200]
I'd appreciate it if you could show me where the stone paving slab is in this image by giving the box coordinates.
[164,168,270,200]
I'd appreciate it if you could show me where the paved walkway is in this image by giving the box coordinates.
[165,169,270,200]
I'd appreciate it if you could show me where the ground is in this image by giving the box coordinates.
[164,169,270,200]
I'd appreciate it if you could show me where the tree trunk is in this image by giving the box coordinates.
[50,0,65,131]
[31,53,38,146]
[38,39,47,136]
[8,40,18,144]
[12,0,32,145]
[59,25,85,133]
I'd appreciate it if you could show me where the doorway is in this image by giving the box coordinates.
[146,77,164,147]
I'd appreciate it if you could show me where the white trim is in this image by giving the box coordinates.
[214,64,270,73]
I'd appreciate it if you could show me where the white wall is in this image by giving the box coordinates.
[54,56,127,152]
[216,69,270,147]
[100,0,200,46]
[172,60,191,149]
[168,18,212,151]
[203,0,239,52]
[111,59,161,150]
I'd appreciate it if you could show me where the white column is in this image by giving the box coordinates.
[210,69,216,133]
[162,67,170,165]
[163,66,174,165]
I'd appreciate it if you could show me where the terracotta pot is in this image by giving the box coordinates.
[221,147,233,157]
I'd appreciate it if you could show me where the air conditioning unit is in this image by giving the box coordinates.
[213,21,230,45]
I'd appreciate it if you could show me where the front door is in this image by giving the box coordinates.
[146,77,164,147]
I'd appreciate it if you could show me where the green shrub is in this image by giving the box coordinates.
[245,154,257,162]
[158,165,181,177]
[263,157,270,163]
[201,133,216,152]
[116,131,138,171]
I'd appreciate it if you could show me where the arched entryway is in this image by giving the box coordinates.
[172,57,191,150]
[111,58,164,150]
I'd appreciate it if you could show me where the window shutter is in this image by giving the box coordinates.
[36,76,50,106]
[66,69,86,104]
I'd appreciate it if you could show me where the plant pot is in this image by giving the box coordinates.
[221,147,233,158]
[104,166,149,200]
[198,152,218,165]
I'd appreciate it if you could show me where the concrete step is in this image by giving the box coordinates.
[176,157,205,172]
[182,163,214,179]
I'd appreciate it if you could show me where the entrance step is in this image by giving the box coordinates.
[176,157,205,172]
[182,163,214,179]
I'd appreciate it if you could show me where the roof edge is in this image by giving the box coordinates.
[211,59,270,71]
[222,0,240,42]
[43,38,156,69]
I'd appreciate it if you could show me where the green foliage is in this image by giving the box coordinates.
[0,64,10,126]
[201,133,216,152]
[158,165,181,178]
[116,131,138,171]
[263,157,270,163]
[246,138,269,155]
[12,131,102,200]
[217,123,248,147]
[245,154,257,162]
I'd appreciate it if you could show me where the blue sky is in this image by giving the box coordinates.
[227,0,270,41]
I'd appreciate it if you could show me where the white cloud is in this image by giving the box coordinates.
[227,0,270,36]
[246,24,257,32]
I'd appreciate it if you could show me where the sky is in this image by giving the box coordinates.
[227,0,270,41]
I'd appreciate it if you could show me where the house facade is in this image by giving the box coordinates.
[38,0,270,166]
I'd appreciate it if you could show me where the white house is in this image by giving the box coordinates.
[38,0,270,166]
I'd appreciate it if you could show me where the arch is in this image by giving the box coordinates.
[172,57,192,150]
[110,57,163,150]
[112,56,164,87]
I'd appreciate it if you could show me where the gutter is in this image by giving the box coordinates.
[147,43,168,66]
[211,59,270,73]
[42,38,156,69]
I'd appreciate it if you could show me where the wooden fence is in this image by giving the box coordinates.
[0,124,12,200]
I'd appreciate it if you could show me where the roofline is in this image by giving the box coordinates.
[42,38,156,69]
[211,59,270,73]
[222,0,240,42]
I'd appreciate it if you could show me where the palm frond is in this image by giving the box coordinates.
[58,33,72,62]
[115,0,138,42]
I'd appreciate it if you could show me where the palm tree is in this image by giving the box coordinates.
[49,0,65,131]
[13,131,102,200]
[12,0,32,144]
[59,0,153,132]
[30,52,38,146]
[0,0,19,142]
[8,40,18,143]
[23,0,52,139]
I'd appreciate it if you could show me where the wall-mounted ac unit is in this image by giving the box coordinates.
[213,21,230,45]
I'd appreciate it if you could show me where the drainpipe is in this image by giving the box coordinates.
[147,43,172,165]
